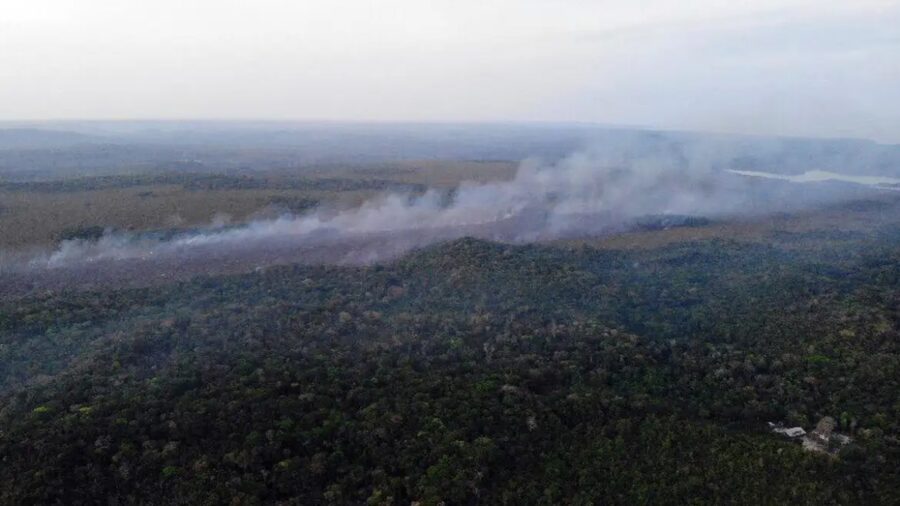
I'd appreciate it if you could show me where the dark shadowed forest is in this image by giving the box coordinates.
[1,124,899,504]
[4,0,900,502]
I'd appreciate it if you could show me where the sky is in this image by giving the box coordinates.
[2,0,899,142]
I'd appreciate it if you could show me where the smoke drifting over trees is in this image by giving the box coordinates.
[8,141,890,274]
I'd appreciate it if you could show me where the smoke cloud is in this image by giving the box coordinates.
[1,142,891,288]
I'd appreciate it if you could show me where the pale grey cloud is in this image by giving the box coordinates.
[1,0,898,141]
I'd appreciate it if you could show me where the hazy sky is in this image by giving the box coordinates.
[2,0,899,142]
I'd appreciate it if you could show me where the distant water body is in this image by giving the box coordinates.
[728,169,900,189]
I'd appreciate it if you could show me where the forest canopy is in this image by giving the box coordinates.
[2,211,899,504]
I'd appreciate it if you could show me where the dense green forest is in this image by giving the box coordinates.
[1,222,899,504]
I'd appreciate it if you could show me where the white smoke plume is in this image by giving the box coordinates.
[4,143,886,276]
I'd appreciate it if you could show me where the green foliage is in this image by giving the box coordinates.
[1,227,900,504]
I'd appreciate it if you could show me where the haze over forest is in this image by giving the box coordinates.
[1,1,899,505]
